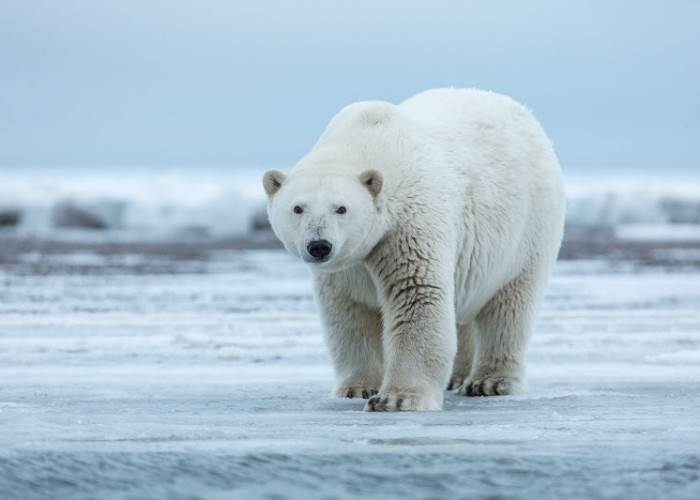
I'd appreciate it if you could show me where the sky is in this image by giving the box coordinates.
[1,0,698,171]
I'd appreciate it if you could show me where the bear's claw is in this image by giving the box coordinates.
[364,390,441,411]
[366,394,404,411]
[447,375,465,391]
[336,386,378,399]
[456,375,523,397]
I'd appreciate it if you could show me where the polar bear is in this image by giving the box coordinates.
[263,88,565,411]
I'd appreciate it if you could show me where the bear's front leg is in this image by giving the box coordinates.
[314,272,384,399]
[364,233,456,411]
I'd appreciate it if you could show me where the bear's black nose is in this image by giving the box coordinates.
[307,240,333,261]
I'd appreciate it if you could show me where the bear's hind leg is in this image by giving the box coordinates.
[458,269,542,397]
[448,322,477,390]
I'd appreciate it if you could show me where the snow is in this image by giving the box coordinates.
[1,248,700,499]
[2,167,700,241]
[0,167,268,239]
[616,224,700,242]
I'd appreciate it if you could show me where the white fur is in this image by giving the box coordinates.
[263,88,565,411]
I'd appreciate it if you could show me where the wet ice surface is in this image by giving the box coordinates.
[1,249,700,499]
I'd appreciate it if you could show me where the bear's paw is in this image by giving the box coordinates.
[447,374,466,391]
[334,385,379,400]
[456,375,525,397]
[364,390,441,412]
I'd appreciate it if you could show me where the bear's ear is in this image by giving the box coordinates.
[263,170,287,197]
[359,169,383,199]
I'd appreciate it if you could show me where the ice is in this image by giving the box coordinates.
[0,167,268,240]
[2,167,700,242]
[616,223,700,242]
[1,248,700,499]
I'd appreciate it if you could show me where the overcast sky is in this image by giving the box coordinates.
[1,1,698,170]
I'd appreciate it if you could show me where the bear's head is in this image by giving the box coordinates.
[262,168,384,272]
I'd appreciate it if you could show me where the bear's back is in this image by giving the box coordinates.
[399,88,536,135]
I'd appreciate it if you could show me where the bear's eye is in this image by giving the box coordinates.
[293,205,303,214]
[335,206,347,215]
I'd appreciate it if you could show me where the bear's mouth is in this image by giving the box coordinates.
[302,254,332,264]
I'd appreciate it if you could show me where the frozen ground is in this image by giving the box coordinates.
[1,244,700,499]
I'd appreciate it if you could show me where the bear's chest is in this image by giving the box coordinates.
[317,265,381,310]
[345,265,382,309]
